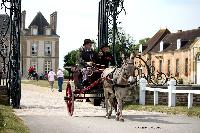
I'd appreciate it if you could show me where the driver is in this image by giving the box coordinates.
[78,39,97,85]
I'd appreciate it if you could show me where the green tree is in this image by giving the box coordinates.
[131,37,150,52]
[63,49,79,67]
[109,27,136,65]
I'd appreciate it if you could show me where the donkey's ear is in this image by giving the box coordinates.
[129,53,135,63]
[121,53,126,63]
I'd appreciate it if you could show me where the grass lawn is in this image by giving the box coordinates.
[0,104,29,133]
[21,80,68,90]
[124,102,200,118]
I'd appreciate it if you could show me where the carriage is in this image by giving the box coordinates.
[64,62,108,116]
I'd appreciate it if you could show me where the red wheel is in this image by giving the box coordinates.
[65,82,74,116]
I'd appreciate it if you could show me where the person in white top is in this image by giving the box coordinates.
[57,68,64,92]
[48,69,56,92]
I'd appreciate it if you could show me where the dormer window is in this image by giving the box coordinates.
[31,26,38,35]
[45,26,51,35]
[177,39,181,49]
[139,44,142,53]
[160,41,163,51]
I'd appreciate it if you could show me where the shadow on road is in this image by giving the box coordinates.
[125,114,189,124]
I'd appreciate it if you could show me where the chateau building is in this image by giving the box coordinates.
[139,28,200,84]
[20,11,60,77]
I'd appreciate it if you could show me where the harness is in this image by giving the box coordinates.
[114,84,130,88]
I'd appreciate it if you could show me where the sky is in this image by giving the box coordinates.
[20,0,200,68]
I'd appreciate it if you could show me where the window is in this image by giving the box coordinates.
[44,41,51,56]
[139,44,142,53]
[176,59,179,76]
[31,42,38,55]
[167,60,170,75]
[45,28,51,35]
[31,26,38,35]
[160,41,163,51]
[159,60,162,72]
[177,39,181,49]
[151,61,155,73]
[198,54,200,61]
[185,58,188,76]
[44,61,51,74]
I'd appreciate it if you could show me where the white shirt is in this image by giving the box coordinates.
[48,71,56,81]
[57,70,64,78]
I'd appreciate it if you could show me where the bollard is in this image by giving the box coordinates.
[139,78,147,105]
[188,93,193,109]
[168,79,176,107]
[154,90,158,106]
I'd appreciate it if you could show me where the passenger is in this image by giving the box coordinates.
[98,44,115,68]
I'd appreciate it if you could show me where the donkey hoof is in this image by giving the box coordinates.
[106,115,110,119]
[115,117,119,121]
[119,118,124,122]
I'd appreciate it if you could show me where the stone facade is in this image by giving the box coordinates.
[138,28,200,84]
[145,91,200,106]
[20,11,60,77]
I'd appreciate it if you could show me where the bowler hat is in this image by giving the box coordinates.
[100,44,110,49]
[83,39,94,46]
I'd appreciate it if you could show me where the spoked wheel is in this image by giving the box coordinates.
[65,82,74,116]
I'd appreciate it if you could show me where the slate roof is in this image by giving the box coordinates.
[26,12,57,36]
[143,29,171,54]
[161,28,200,52]
[0,14,10,38]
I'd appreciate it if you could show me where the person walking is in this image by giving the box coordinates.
[48,69,56,92]
[57,68,64,92]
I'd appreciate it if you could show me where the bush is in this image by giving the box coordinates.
[178,78,183,84]
[63,70,69,79]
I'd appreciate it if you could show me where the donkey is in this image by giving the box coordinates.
[101,54,136,122]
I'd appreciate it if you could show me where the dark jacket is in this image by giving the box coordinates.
[98,51,115,68]
[79,47,96,67]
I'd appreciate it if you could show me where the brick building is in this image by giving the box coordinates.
[139,28,200,84]
[20,11,60,77]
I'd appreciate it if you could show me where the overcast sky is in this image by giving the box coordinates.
[20,0,200,68]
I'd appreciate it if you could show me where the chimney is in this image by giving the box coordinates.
[50,11,57,34]
[177,30,182,33]
[21,10,26,30]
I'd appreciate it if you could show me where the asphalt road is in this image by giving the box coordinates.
[15,84,200,133]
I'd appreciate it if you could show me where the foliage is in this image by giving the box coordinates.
[178,78,183,84]
[63,70,69,79]
[124,103,200,118]
[109,27,136,65]
[0,104,29,133]
[63,50,79,67]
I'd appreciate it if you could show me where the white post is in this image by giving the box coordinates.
[154,90,158,106]
[188,93,193,109]
[139,78,147,105]
[168,79,176,107]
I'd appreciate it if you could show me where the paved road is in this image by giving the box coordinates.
[15,84,200,133]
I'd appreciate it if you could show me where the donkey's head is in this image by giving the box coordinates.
[117,53,136,85]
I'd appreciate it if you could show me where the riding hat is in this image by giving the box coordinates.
[100,44,110,50]
[83,39,94,46]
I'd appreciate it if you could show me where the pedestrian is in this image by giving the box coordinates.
[57,68,64,92]
[48,69,56,92]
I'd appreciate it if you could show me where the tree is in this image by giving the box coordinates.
[130,37,150,53]
[109,27,136,65]
[63,50,79,67]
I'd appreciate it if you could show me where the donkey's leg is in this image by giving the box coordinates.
[117,98,124,122]
[104,89,110,118]
[108,92,115,117]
